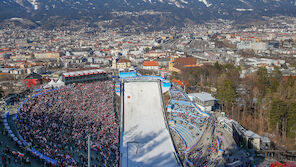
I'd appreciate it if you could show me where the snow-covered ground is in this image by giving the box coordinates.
[121,81,179,167]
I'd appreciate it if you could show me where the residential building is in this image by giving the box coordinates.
[143,61,159,70]
[34,52,61,60]
[157,58,170,68]
[112,58,131,69]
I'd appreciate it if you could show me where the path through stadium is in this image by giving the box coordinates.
[121,81,179,167]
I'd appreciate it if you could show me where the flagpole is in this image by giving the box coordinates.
[88,135,91,167]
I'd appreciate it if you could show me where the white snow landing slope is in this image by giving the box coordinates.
[121,81,179,167]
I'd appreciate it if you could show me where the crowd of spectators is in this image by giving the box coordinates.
[17,81,119,166]
[169,87,188,101]
[187,147,203,165]
[0,146,30,167]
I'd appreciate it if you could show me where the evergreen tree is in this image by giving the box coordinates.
[257,67,269,86]
[286,76,295,87]
[0,89,3,99]
[216,79,237,109]
[269,99,287,132]
[287,102,296,138]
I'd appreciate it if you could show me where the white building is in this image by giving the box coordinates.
[188,92,216,112]
[142,61,159,70]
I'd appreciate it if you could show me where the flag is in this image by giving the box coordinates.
[18,152,24,157]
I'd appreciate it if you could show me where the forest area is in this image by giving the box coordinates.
[170,62,296,151]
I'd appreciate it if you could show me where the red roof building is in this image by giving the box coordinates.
[171,78,189,87]
[143,61,158,66]
[143,61,159,70]
[24,73,43,88]
[117,59,131,63]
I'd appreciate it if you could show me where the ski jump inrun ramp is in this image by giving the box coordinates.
[120,81,179,167]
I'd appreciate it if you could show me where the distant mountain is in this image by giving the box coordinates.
[1,0,296,29]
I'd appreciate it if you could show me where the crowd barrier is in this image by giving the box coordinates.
[120,75,165,81]
[119,72,137,78]
[33,88,43,92]
[15,88,59,165]
[192,103,210,117]
[188,122,201,133]
[210,124,216,153]
[217,138,220,150]
[185,153,194,166]
[120,76,171,90]
[171,100,192,106]
[172,110,199,118]
[174,124,196,148]
[170,126,187,148]
[122,76,159,81]
[115,82,121,94]
[3,112,23,145]
[217,138,224,153]
[172,117,201,133]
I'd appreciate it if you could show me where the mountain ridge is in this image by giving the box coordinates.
[1,0,296,29]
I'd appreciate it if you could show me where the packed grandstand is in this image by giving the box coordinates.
[15,81,119,166]
[0,71,284,167]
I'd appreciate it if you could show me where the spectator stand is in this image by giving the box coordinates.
[14,88,58,166]
[168,84,213,166]
[172,117,201,134]
[15,81,119,166]
[2,112,20,145]
[170,126,188,150]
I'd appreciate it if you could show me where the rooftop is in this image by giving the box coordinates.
[188,92,216,102]
[25,73,42,79]
[244,130,261,139]
[117,59,131,63]
[63,69,106,77]
[143,61,159,66]
[174,57,197,66]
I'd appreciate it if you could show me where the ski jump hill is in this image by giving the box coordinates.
[120,80,180,167]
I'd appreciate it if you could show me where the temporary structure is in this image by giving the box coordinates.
[54,77,65,87]
[44,79,56,88]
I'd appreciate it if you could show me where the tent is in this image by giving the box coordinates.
[54,77,65,87]
[44,79,56,89]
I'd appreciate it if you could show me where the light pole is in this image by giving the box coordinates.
[88,135,91,167]
[127,141,139,167]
